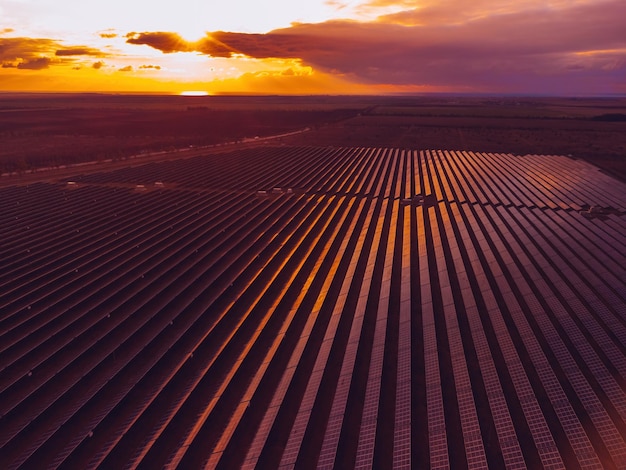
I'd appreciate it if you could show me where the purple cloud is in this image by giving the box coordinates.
[125,0,626,93]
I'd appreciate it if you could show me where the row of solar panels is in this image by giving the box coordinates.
[0,147,625,468]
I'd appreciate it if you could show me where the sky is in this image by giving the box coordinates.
[1,0,625,94]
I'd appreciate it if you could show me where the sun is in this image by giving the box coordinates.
[176,23,208,43]
[180,91,210,96]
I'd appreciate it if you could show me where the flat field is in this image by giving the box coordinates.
[282,96,626,181]
[1,93,625,181]
[0,94,361,175]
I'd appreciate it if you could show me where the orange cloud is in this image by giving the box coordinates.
[99,31,118,39]
[208,67,378,95]
[324,1,350,10]
[55,47,105,57]
[1,36,108,71]
[16,57,52,70]
[0,37,57,62]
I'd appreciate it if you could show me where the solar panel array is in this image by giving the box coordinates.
[1,147,625,469]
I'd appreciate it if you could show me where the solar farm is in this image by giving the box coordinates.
[1,146,625,468]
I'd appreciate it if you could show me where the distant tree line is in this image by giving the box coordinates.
[591,113,626,122]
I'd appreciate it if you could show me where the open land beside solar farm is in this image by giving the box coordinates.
[0,94,625,184]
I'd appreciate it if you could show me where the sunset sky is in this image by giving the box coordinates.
[1,0,624,95]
